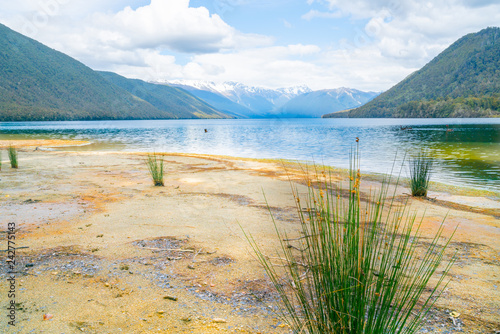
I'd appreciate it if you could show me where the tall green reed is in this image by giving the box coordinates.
[409,151,433,197]
[247,146,454,334]
[8,146,18,169]
[146,153,164,186]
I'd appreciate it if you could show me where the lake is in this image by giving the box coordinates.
[1,118,499,192]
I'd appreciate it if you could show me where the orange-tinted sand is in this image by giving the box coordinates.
[0,139,90,149]
[0,148,498,333]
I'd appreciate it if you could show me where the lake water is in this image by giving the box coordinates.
[1,118,499,192]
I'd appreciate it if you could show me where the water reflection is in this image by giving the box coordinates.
[0,118,499,191]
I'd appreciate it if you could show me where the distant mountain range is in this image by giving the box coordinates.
[278,88,379,117]
[164,80,377,118]
[0,23,230,121]
[165,80,312,117]
[325,27,500,118]
[0,22,385,122]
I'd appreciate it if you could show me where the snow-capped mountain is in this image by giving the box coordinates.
[277,88,380,118]
[156,79,379,118]
[161,80,312,117]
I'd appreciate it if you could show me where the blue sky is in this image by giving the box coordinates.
[1,0,499,91]
[191,0,365,47]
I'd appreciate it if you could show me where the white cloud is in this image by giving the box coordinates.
[171,42,414,91]
[1,0,499,91]
[298,0,500,90]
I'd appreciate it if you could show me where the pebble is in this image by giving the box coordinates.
[212,318,227,323]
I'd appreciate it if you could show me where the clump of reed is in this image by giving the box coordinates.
[409,150,433,197]
[247,147,454,334]
[8,146,18,169]
[146,153,164,186]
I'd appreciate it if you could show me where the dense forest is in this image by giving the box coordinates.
[325,27,500,118]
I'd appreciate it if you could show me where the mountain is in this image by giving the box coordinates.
[98,72,231,119]
[162,83,254,118]
[325,27,500,118]
[278,88,379,117]
[165,80,312,117]
[0,23,230,121]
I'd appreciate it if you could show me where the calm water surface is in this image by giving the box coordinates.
[1,118,499,192]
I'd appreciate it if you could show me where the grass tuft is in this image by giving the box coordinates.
[146,153,164,186]
[8,146,18,169]
[409,151,433,197]
[246,145,455,334]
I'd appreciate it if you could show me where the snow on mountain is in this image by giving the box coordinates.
[160,80,312,116]
[278,88,380,118]
[156,79,378,118]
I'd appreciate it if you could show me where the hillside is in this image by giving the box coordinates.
[325,27,500,118]
[98,72,231,119]
[0,23,229,121]
[159,83,253,118]
[278,88,378,117]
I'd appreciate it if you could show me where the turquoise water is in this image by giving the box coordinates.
[1,118,499,191]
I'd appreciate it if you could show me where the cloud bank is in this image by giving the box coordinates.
[1,0,499,91]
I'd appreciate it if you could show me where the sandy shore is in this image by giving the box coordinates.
[0,142,499,333]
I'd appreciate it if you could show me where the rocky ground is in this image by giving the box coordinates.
[0,143,499,333]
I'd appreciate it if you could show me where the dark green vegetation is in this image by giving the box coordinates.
[248,151,455,333]
[146,153,164,187]
[0,23,230,121]
[8,146,18,168]
[409,151,434,197]
[98,72,230,119]
[325,27,500,118]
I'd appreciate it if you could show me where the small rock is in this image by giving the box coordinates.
[181,316,191,322]
[157,310,165,314]
[212,318,227,323]
[43,313,54,321]
[187,264,195,270]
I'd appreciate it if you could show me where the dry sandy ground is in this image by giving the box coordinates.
[0,142,499,333]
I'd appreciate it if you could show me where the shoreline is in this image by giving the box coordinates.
[3,138,499,211]
[0,143,498,332]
